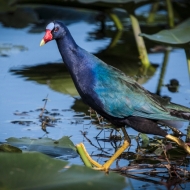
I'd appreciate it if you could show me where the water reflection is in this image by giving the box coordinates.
[0,7,38,28]
[0,5,100,30]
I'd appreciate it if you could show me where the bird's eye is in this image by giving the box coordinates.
[54,27,59,32]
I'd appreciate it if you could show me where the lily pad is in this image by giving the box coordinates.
[0,152,127,190]
[5,136,78,159]
[139,133,149,148]
[0,144,22,153]
[140,18,190,47]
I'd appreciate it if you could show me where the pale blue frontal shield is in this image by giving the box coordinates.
[46,22,54,30]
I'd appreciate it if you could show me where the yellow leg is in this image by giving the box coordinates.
[102,139,130,171]
[79,127,130,172]
[166,134,190,154]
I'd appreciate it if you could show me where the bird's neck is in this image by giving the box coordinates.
[56,32,78,72]
[55,31,91,94]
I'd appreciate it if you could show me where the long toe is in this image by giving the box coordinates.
[166,134,190,154]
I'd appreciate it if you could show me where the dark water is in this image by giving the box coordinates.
[1,4,190,190]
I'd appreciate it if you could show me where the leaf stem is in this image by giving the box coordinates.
[76,143,92,168]
[130,14,150,69]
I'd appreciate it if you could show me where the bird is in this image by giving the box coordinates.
[40,21,190,172]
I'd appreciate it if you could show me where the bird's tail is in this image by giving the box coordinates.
[160,102,190,129]
[170,109,190,120]
[165,100,190,121]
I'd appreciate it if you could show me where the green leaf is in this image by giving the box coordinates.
[140,18,190,47]
[6,136,77,158]
[0,152,127,190]
[154,147,163,156]
[0,144,22,153]
[166,147,187,159]
[139,133,149,148]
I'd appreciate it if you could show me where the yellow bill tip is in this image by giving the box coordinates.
[40,39,45,46]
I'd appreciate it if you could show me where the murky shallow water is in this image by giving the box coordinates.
[1,5,190,189]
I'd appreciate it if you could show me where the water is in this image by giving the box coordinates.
[0,5,190,190]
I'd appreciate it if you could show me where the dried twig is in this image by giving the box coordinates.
[39,94,49,118]
[80,130,110,154]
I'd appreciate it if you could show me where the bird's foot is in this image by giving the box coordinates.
[78,143,109,172]
[78,139,130,173]
[166,134,190,154]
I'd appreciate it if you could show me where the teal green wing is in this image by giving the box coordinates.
[93,63,186,121]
